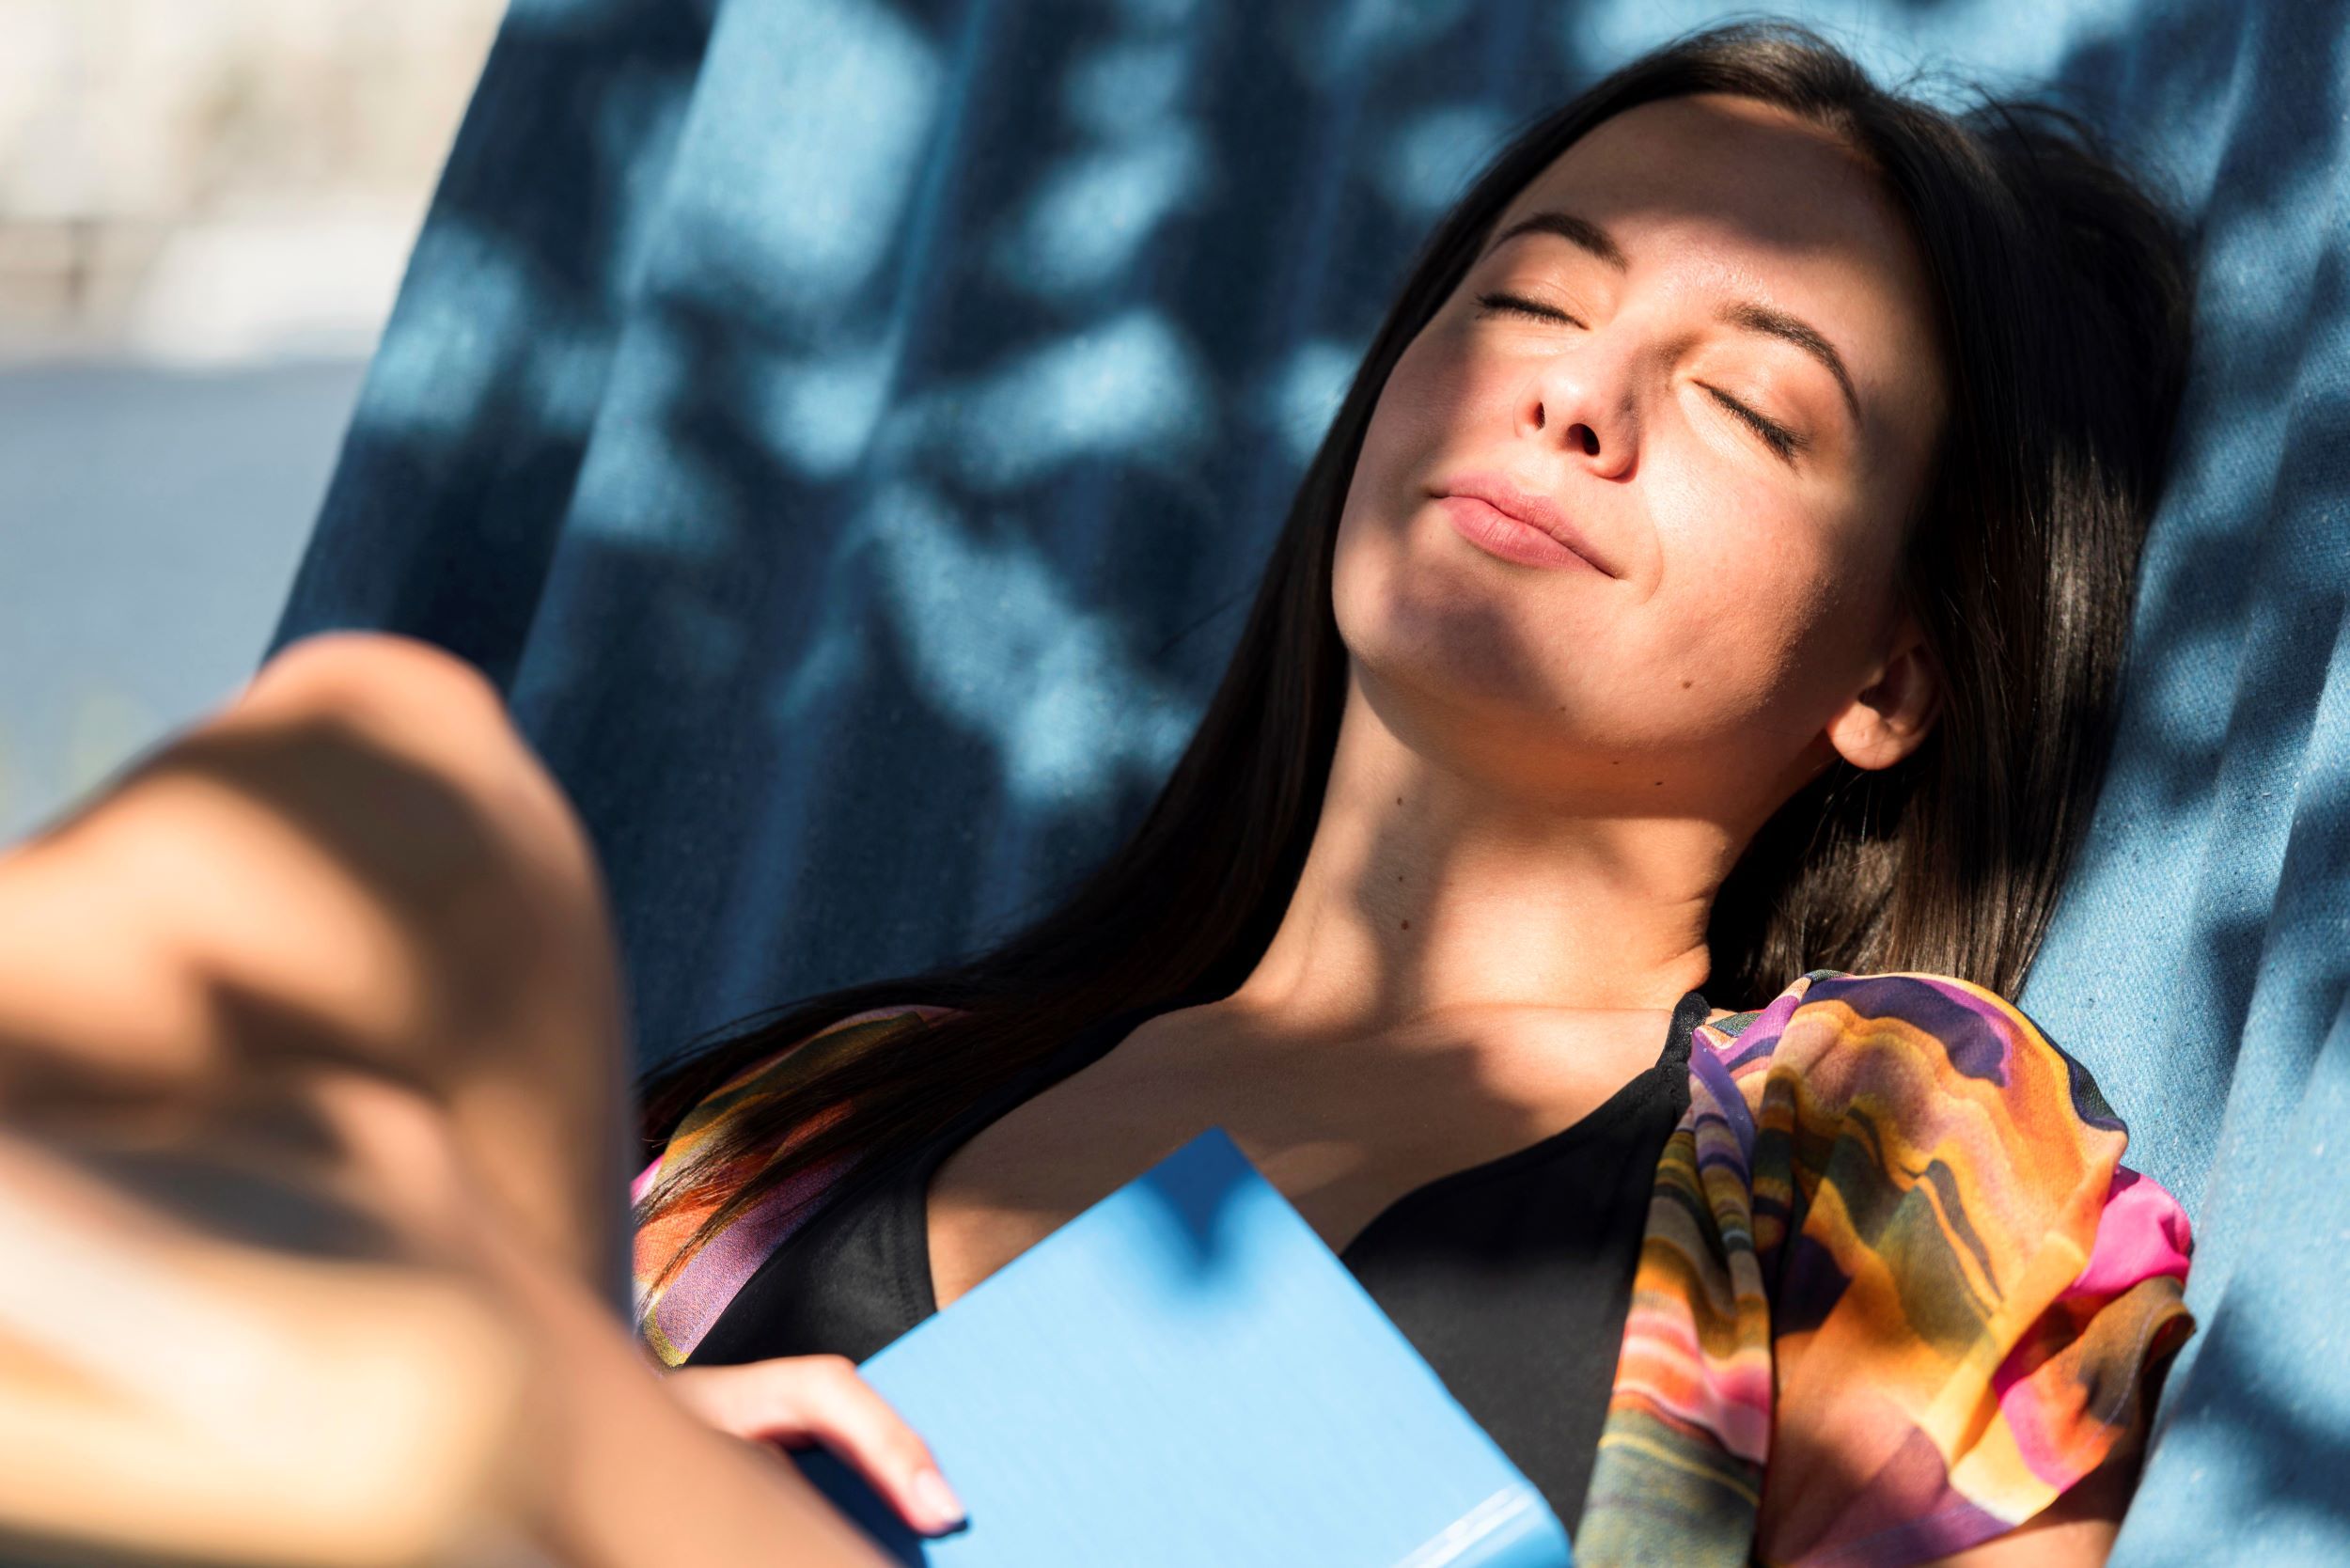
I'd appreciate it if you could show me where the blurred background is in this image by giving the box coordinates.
[0,0,501,844]
[8,1,2348,1554]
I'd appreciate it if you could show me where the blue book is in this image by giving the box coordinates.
[791,1125,1574,1566]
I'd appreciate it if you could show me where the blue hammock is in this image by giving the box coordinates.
[271,0,2350,1558]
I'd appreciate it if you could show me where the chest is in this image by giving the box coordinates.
[924,1012,1672,1311]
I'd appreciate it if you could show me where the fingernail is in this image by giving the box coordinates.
[912,1466,966,1531]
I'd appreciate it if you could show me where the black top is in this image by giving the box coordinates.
[687,987,1708,1529]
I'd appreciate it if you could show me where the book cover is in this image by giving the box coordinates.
[791,1125,1573,1566]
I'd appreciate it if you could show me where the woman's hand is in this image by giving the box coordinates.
[663,1356,969,1537]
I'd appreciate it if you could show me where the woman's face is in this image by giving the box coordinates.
[1333,91,1947,811]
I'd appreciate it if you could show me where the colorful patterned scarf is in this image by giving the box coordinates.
[631,1003,959,1367]
[1574,970,2192,1565]
[631,971,2192,1565]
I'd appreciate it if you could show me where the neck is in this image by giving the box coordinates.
[1226,667,1740,1039]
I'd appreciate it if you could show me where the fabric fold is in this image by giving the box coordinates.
[1575,970,2194,1568]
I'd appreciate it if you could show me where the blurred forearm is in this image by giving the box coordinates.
[0,633,897,1566]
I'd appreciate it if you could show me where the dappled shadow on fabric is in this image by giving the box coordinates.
[267,0,2350,1560]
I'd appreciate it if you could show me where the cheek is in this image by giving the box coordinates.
[1333,337,1470,640]
[1335,333,1592,708]
[1356,329,1482,479]
[1334,325,1888,755]
[1629,447,1874,723]
[1663,483,1885,720]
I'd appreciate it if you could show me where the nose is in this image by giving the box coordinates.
[1520,337,1637,478]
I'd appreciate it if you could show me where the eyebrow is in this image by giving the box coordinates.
[1481,208,1864,428]
[1486,209,1628,271]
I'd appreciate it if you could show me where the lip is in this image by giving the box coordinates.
[1431,472,1620,578]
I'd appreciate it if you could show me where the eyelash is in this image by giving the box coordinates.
[1472,290,1804,463]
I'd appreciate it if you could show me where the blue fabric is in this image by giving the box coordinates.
[270,0,2350,1556]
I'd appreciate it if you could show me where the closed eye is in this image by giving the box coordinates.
[1475,290,1584,328]
[1478,290,1806,465]
[1704,388,1804,462]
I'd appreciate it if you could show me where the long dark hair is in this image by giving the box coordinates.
[634,18,2197,1281]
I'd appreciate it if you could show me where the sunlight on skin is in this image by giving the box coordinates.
[0,632,628,1290]
[0,1101,905,1568]
[1240,91,2142,1562]
[0,58,2169,1559]
[1246,89,1947,1057]
[0,1116,535,1567]
[0,633,900,1568]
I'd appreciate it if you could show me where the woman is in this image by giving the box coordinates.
[0,17,2192,1568]
[631,17,2198,1567]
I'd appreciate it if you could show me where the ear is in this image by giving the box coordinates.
[1823,613,1941,772]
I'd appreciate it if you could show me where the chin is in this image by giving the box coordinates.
[1336,521,1586,720]
[1342,614,1583,770]
[1348,645,1632,799]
